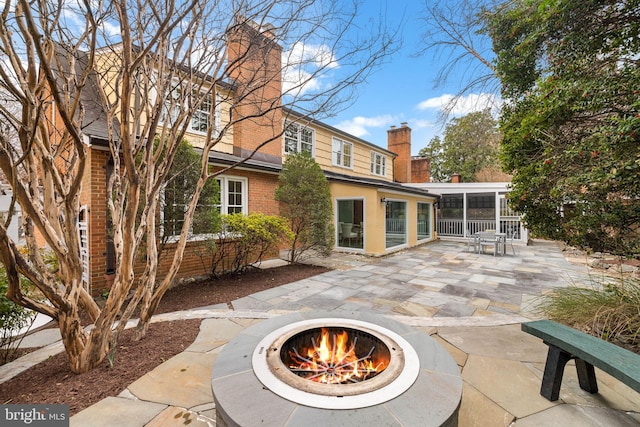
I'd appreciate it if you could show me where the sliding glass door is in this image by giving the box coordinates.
[417,202,431,241]
[337,199,364,249]
[385,201,406,249]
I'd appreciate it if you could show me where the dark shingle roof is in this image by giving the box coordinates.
[49,43,115,141]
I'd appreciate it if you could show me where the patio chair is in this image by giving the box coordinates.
[341,222,358,246]
[465,229,476,252]
[478,233,500,256]
[505,228,518,256]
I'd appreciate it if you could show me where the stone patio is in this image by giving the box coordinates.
[9,239,640,426]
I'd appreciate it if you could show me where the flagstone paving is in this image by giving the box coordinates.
[7,239,640,426]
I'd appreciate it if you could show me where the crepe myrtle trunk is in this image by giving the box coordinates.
[0,0,396,374]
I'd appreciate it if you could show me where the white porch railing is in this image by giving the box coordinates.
[386,218,405,234]
[437,219,464,237]
[500,219,523,240]
[437,219,496,237]
[437,218,524,241]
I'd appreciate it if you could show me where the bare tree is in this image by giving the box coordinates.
[0,0,396,373]
[418,0,501,121]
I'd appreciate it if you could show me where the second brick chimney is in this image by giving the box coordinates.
[411,157,430,183]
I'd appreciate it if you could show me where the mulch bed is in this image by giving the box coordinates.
[0,263,329,415]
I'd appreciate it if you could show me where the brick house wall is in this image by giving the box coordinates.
[86,148,111,294]
[88,157,284,295]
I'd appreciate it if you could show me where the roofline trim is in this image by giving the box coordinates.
[282,108,397,158]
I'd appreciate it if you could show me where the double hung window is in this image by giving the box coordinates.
[284,121,314,155]
[332,137,353,168]
[191,92,212,133]
[215,176,248,215]
[162,175,247,240]
[370,152,387,177]
[159,82,220,135]
[162,178,217,239]
[190,91,221,135]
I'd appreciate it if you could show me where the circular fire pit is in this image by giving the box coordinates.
[212,312,462,427]
[253,318,420,409]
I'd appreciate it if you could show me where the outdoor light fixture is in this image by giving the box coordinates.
[380,197,388,204]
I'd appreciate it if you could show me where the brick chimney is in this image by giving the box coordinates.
[387,122,412,183]
[227,18,283,161]
[451,173,461,183]
[411,157,430,183]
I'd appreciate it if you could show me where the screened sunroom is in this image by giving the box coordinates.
[405,182,528,243]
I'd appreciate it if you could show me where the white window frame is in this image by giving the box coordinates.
[160,175,248,241]
[160,187,216,241]
[157,78,221,136]
[190,91,212,133]
[216,176,248,215]
[190,92,222,136]
[332,137,353,168]
[284,121,315,155]
[159,83,182,127]
[370,151,387,177]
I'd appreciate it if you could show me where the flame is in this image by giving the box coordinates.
[288,328,388,384]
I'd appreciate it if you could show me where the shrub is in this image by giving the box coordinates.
[275,151,334,262]
[538,276,640,353]
[208,213,293,276]
[0,265,36,364]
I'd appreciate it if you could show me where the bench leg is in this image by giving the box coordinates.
[541,344,572,401]
[575,359,598,394]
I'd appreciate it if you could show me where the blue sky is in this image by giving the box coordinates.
[326,0,499,155]
[0,0,497,157]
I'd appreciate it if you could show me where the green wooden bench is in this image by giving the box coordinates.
[521,319,640,401]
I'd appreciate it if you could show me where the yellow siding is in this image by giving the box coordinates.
[330,182,437,256]
[94,46,234,154]
[311,125,393,181]
[183,93,234,154]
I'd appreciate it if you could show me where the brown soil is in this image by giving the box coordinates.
[0,263,329,415]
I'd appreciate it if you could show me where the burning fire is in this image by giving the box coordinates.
[287,328,389,384]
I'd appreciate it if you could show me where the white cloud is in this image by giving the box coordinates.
[417,93,501,116]
[285,42,338,70]
[282,67,325,95]
[409,119,436,130]
[333,115,395,138]
[101,21,121,37]
[281,42,338,96]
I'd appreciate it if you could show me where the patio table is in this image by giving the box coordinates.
[474,232,507,256]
